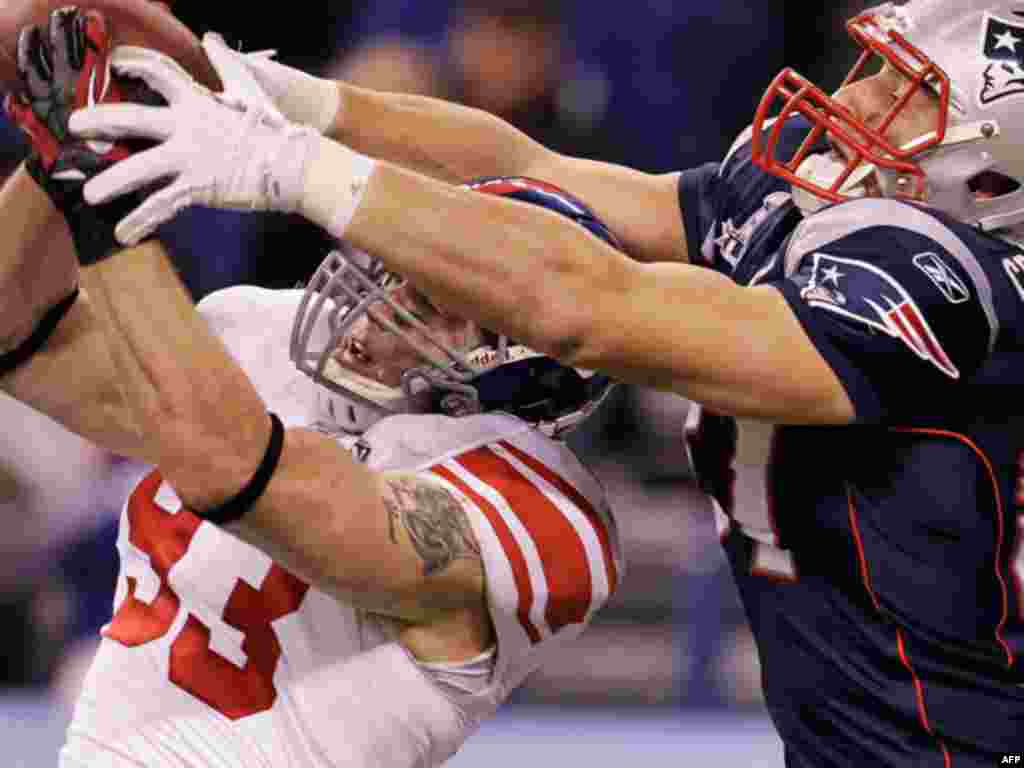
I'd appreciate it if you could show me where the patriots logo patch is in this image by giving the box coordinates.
[980,13,1024,106]
[802,253,960,379]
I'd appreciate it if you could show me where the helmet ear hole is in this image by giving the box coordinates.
[968,170,1020,200]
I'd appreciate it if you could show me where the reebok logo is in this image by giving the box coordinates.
[913,252,970,304]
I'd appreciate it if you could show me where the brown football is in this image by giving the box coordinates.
[0,0,219,93]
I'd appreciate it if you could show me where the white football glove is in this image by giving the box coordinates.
[202,33,342,134]
[69,45,319,245]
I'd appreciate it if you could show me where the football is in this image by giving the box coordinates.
[0,0,219,93]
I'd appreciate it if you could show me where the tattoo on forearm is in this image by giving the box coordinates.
[383,477,480,576]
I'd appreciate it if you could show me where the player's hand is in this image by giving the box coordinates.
[70,44,319,246]
[201,32,340,134]
[4,6,161,264]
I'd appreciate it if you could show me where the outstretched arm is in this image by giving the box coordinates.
[3,6,488,630]
[341,161,854,423]
[0,6,169,461]
[84,240,488,631]
[221,39,687,265]
[330,84,686,264]
[73,46,854,424]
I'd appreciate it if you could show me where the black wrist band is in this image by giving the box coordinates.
[199,412,285,526]
[0,288,79,376]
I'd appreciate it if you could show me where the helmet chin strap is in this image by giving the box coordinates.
[792,154,875,216]
[792,119,1001,218]
[314,357,418,434]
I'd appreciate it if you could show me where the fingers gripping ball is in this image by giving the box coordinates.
[5,7,166,264]
[0,0,217,93]
[69,43,324,246]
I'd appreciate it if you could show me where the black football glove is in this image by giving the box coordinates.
[4,7,163,265]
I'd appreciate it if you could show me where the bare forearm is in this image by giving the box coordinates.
[0,288,148,459]
[0,168,148,458]
[83,242,270,496]
[330,84,550,184]
[78,242,408,608]
[228,439,492,659]
[77,241,445,615]
[79,240,483,614]
[329,85,688,264]
[338,161,619,360]
[222,429,418,613]
[228,433,485,622]
[0,166,77,352]
[340,164,851,422]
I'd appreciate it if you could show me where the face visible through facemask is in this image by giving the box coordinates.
[788,60,946,214]
[752,1,967,213]
[830,63,943,165]
[331,282,486,388]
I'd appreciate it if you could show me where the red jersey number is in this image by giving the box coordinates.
[104,471,309,720]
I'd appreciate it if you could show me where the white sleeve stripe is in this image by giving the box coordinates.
[440,458,553,640]
[428,465,542,645]
[486,443,611,617]
[496,437,619,593]
[451,445,598,633]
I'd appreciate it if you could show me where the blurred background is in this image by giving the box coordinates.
[1,1,874,765]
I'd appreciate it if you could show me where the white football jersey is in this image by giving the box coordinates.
[60,287,622,768]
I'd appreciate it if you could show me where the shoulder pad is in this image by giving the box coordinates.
[785,201,996,307]
[197,286,304,336]
[363,413,533,471]
[786,199,1001,358]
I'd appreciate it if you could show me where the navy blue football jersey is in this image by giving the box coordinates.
[679,116,1024,767]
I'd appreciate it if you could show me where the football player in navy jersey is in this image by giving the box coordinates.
[14,0,1024,764]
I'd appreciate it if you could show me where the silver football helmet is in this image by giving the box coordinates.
[752,0,1024,232]
[289,177,620,436]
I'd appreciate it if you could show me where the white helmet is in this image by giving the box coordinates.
[289,176,620,436]
[751,1,1024,232]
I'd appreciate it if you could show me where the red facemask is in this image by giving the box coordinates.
[750,10,952,205]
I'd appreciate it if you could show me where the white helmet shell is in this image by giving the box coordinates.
[753,1,1024,232]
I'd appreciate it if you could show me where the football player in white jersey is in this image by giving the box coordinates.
[0,9,622,767]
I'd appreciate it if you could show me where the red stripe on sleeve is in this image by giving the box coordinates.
[498,440,618,592]
[454,447,593,634]
[430,463,541,643]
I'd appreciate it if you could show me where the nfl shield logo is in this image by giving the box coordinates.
[980,13,1024,106]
